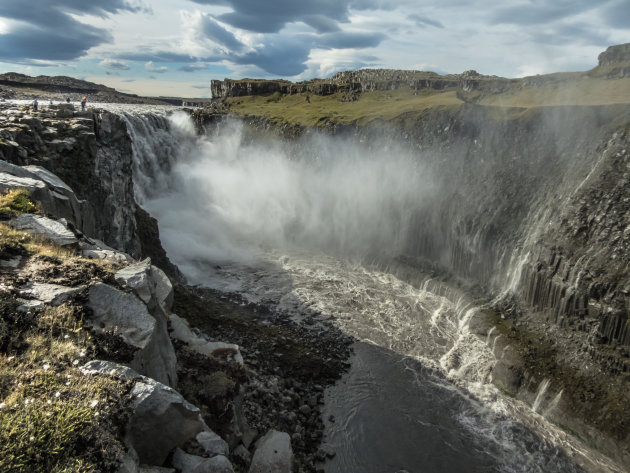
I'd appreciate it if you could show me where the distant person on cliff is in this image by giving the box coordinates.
[32,99,38,112]
[49,99,53,105]
[81,97,87,111]
[66,97,70,104]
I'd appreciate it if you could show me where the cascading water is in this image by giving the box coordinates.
[120,108,624,473]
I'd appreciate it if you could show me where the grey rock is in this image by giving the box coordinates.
[23,165,74,193]
[0,255,22,268]
[19,282,85,305]
[248,430,293,473]
[0,160,93,235]
[116,258,153,304]
[81,238,133,263]
[81,360,143,381]
[16,299,45,312]
[115,258,174,312]
[172,449,234,473]
[0,172,46,191]
[87,282,156,349]
[87,282,177,387]
[82,248,132,263]
[150,265,174,311]
[128,381,207,466]
[9,214,77,246]
[196,430,229,457]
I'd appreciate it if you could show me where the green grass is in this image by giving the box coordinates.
[220,73,630,129]
[0,220,130,472]
[227,89,463,127]
[0,297,132,473]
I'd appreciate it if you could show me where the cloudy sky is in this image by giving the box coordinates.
[0,0,627,97]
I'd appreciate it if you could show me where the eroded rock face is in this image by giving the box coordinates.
[598,43,630,67]
[248,430,293,473]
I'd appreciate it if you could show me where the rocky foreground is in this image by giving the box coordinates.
[0,103,352,473]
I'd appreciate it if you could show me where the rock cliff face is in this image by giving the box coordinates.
[0,103,181,281]
[0,103,140,255]
[210,69,513,100]
[598,43,630,67]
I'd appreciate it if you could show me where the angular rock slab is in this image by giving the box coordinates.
[128,380,207,466]
[19,282,85,306]
[87,282,177,387]
[81,360,143,381]
[115,258,174,312]
[9,214,77,246]
[248,430,293,473]
[172,449,234,473]
[87,282,156,349]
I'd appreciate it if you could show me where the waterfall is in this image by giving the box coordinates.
[115,107,627,473]
[532,379,551,413]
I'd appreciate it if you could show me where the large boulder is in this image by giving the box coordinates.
[87,282,156,349]
[81,361,209,468]
[248,430,293,473]
[128,380,208,466]
[87,282,177,387]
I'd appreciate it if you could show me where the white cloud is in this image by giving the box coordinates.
[99,58,130,70]
[145,60,168,73]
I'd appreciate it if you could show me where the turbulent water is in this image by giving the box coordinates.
[121,108,624,473]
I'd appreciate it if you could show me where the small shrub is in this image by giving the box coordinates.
[0,189,39,216]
